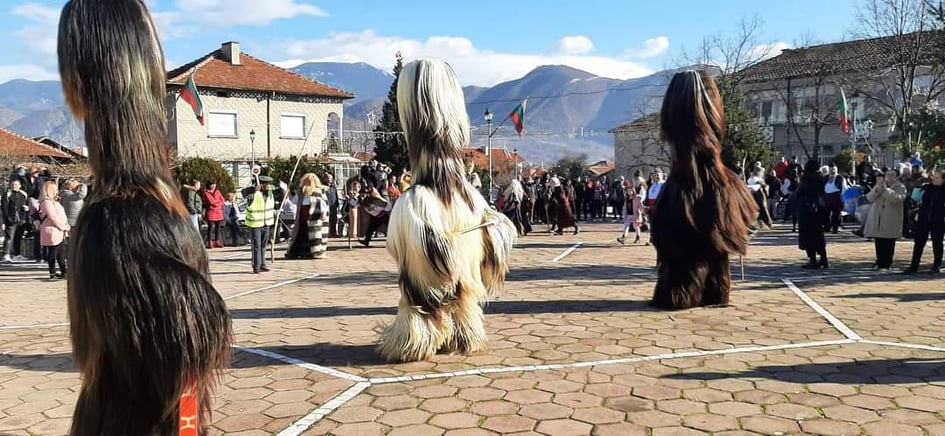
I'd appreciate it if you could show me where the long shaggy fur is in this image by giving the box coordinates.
[59,1,231,434]
[650,70,756,310]
[378,59,516,362]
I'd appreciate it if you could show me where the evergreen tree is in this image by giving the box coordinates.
[373,52,409,172]
[717,75,772,173]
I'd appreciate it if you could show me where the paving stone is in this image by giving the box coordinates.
[534,419,592,436]
[655,398,706,415]
[429,412,480,430]
[862,422,924,435]
[765,403,822,420]
[330,422,388,436]
[520,403,572,420]
[740,416,801,434]
[570,407,623,425]
[590,422,648,436]
[471,400,519,417]
[420,397,469,413]
[378,409,432,427]
[329,406,384,424]
[823,405,881,424]
[482,415,535,433]
[800,419,860,436]
[708,401,763,417]
[681,413,739,432]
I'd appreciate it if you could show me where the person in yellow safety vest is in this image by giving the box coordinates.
[242,175,276,274]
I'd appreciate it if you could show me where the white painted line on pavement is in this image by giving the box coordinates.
[223,274,316,301]
[552,242,583,263]
[0,322,69,330]
[782,278,862,341]
[234,345,367,383]
[368,339,855,384]
[861,340,945,354]
[0,274,313,330]
[277,381,370,436]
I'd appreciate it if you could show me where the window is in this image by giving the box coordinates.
[207,111,237,137]
[280,114,306,139]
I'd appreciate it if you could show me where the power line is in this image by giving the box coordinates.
[466,82,667,106]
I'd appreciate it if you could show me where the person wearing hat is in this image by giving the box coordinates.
[243,175,276,273]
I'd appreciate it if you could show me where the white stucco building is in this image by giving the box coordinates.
[166,42,354,183]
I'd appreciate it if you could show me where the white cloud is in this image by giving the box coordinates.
[12,3,60,60]
[548,36,594,56]
[748,41,792,61]
[271,30,654,87]
[624,36,670,59]
[0,65,59,84]
[172,0,327,27]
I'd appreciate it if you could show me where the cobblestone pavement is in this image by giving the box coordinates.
[1,222,943,435]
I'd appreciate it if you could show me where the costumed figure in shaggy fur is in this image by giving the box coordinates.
[59,1,232,434]
[650,70,756,310]
[285,173,329,259]
[378,59,517,363]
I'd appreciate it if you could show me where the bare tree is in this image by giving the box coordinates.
[772,34,838,160]
[617,95,670,176]
[853,0,945,152]
[681,15,782,95]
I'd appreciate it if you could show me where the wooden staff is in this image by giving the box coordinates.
[348,205,358,250]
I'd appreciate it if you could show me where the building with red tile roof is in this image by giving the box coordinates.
[165,42,355,186]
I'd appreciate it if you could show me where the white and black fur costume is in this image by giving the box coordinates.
[378,59,516,362]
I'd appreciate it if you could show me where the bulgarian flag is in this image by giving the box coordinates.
[509,100,527,136]
[839,88,850,134]
[179,72,205,126]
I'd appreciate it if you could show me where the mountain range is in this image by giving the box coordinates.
[0,62,674,163]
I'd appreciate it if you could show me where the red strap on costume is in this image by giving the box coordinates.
[179,380,198,436]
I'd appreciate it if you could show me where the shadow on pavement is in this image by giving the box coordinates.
[229,298,660,320]
[662,357,945,384]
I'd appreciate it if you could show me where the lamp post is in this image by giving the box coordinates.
[513,148,519,179]
[249,129,257,168]
[484,109,494,204]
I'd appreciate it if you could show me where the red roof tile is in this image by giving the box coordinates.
[167,45,354,99]
[0,128,70,159]
[462,147,526,170]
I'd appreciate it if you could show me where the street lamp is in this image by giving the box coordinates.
[249,129,256,168]
[484,108,494,204]
[513,148,519,179]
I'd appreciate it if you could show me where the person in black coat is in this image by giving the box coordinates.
[2,179,30,260]
[905,169,945,274]
[324,173,340,237]
[796,161,829,269]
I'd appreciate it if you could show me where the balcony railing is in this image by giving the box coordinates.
[322,137,354,155]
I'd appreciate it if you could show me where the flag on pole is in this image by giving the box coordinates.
[179,72,205,126]
[839,88,850,134]
[509,100,527,136]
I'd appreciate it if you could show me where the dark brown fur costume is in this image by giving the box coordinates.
[650,71,756,310]
[59,1,232,434]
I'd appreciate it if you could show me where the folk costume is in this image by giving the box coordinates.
[286,173,329,259]
[378,59,516,362]
[650,71,756,310]
[60,1,231,434]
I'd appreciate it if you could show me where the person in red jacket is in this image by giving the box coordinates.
[203,181,226,248]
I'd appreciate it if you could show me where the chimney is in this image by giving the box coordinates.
[221,41,241,65]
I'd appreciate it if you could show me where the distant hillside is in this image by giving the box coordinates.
[291,62,392,104]
[0,62,680,163]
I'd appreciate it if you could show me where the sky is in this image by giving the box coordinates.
[0,0,860,87]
